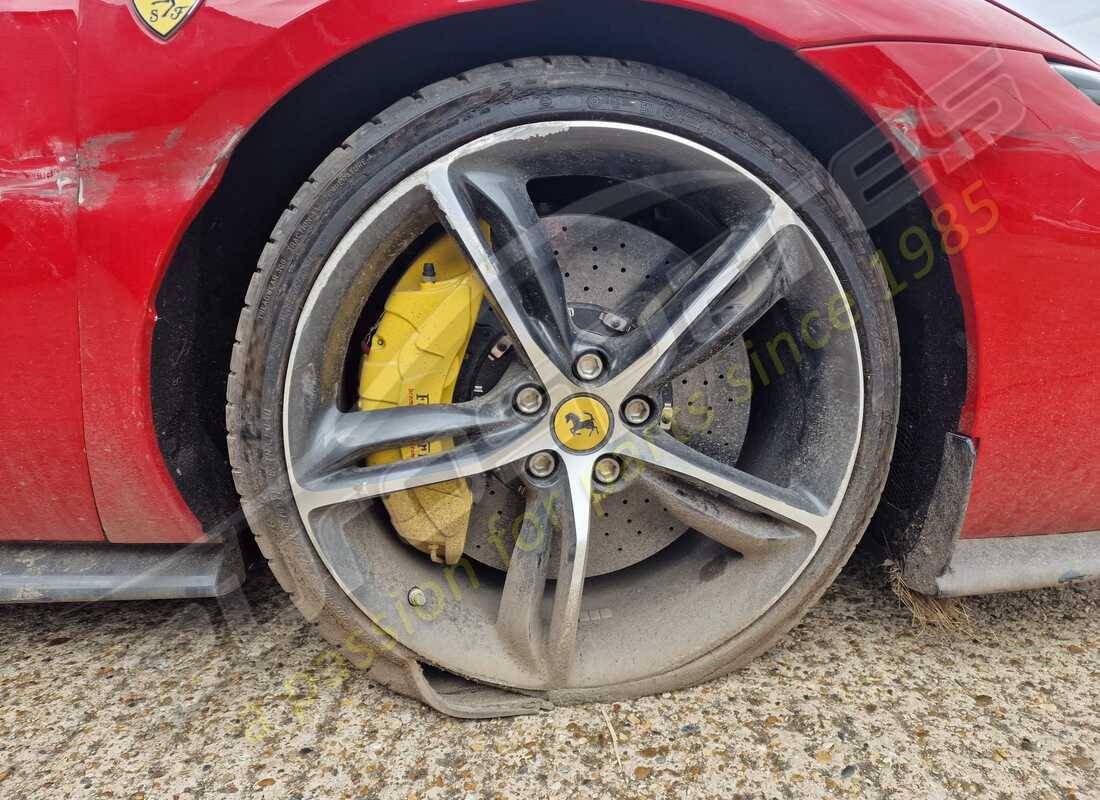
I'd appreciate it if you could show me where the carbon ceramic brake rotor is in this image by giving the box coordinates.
[463,214,751,577]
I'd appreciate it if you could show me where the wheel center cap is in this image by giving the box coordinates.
[552,395,612,453]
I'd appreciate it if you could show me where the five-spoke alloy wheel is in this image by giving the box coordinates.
[228,58,899,716]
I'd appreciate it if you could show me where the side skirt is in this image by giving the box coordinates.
[0,538,245,603]
[936,531,1100,598]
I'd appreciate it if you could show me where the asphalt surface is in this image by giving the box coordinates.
[2,547,1099,800]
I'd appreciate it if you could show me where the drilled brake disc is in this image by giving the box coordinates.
[462,214,751,576]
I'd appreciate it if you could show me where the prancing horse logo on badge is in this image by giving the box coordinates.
[564,412,599,437]
[131,0,202,41]
[552,396,612,452]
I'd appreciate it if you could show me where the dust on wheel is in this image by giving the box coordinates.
[227,57,899,716]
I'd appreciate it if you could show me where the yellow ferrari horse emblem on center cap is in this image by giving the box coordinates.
[553,396,612,452]
[132,0,201,40]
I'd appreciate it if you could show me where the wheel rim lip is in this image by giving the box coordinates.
[281,120,865,690]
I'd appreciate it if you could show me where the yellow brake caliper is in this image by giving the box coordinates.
[357,228,487,565]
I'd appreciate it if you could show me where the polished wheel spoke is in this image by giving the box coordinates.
[652,232,810,385]
[302,394,521,477]
[496,488,555,666]
[614,430,832,542]
[424,164,574,390]
[547,457,595,679]
[606,203,803,401]
[495,457,594,679]
[294,426,547,515]
[635,470,804,555]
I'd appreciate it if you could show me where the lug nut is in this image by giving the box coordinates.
[514,385,544,415]
[526,451,558,479]
[407,586,428,608]
[574,352,605,381]
[593,456,622,485]
[622,397,653,425]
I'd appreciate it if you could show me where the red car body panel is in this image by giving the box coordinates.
[803,43,1100,538]
[0,5,101,541]
[0,0,1097,543]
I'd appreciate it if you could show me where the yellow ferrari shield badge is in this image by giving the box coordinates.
[132,0,201,40]
[553,396,612,452]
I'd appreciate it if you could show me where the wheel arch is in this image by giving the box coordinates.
[151,0,968,554]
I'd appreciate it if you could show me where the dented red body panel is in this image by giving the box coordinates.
[0,0,1097,543]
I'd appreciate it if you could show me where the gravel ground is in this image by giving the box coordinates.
[2,546,1099,800]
